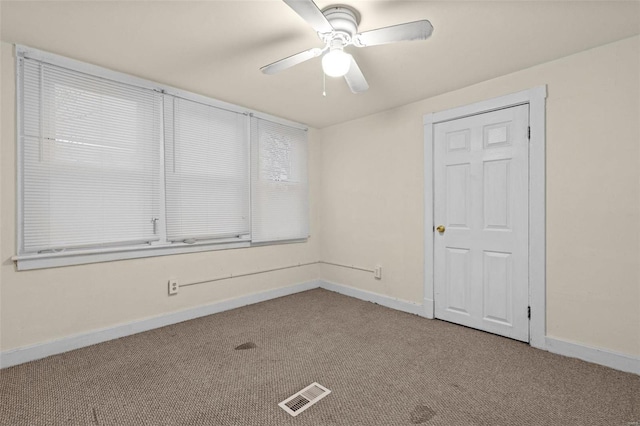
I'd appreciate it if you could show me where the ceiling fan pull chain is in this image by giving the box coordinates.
[323,71,327,97]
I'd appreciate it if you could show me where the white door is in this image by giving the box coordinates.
[433,104,529,342]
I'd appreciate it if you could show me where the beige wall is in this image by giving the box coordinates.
[0,42,321,351]
[2,36,639,359]
[319,36,640,357]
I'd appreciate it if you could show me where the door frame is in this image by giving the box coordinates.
[423,86,547,349]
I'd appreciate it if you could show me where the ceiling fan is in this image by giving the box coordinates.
[261,0,434,94]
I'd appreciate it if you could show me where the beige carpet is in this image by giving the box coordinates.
[1,288,638,425]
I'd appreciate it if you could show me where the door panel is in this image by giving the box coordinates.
[445,247,471,314]
[483,159,511,230]
[434,104,529,342]
[482,250,512,325]
[446,164,470,228]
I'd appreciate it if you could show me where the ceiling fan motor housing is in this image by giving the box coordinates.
[321,6,360,43]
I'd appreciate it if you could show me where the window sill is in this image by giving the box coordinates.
[13,239,251,271]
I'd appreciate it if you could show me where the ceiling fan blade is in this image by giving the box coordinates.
[355,20,434,47]
[344,56,369,94]
[261,48,323,75]
[283,0,334,34]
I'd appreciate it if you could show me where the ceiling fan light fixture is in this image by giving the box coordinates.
[322,48,351,77]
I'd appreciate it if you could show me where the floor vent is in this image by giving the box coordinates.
[278,382,331,417]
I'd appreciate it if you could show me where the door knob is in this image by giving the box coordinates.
[436,225,445,233]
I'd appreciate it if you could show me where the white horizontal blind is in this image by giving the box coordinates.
[20,58,162,253]
[164,96,250,242]
[251,117,309,243]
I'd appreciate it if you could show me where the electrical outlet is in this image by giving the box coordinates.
[374,266,382,280]
[168,279,179,295]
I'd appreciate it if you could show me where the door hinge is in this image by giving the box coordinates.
[527,126,531,140]
[433,225,435,232]
[527,306,531,319]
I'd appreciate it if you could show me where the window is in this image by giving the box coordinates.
[251,117,309,242]
[20,59,162,253]
[16,46,308,270]
[164,97,249,243]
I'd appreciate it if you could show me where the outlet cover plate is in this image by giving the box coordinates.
[374,266,382,280]
[168,279,178,295]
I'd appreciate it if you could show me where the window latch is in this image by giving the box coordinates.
[151,218,159,234]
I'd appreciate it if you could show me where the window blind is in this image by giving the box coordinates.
[251,117,309,243]
[20,58,162,253]
[164,96,250,242]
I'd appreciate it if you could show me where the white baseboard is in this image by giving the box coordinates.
[318,280,427,317]
[319,281,639,376]
[4,278,638,377]
[545,337,639,375]
[0,280,321,369]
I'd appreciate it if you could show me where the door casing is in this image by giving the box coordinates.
[423,86,547,350]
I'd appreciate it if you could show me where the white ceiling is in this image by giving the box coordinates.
[2,1,639,128]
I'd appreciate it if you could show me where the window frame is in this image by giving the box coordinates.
[14,45,308,271]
